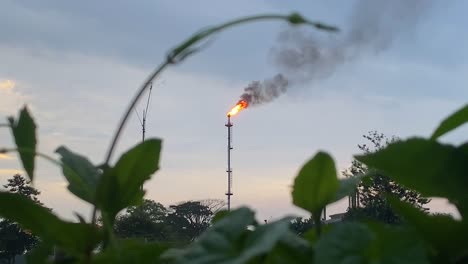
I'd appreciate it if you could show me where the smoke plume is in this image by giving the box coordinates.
[239,74,288,106]
[236,0,433,106]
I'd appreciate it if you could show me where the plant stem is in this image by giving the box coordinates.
[314,212,322,237]
[103,13,337,165]
[1,148,62,167]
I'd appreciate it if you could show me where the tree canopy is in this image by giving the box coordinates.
[114,199,168,242]
[0,174,42,263]
[343,131,430,224]
[113,199,225,245]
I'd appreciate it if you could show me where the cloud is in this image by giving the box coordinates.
[0,153,13,160]
[2,45,460,221]
[0,79,15,90]
[0,73,29,116]
[0,1,466,221]
[0,0,277,69]
[0,169,23,175]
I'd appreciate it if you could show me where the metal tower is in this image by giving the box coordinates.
[225,115,233,211]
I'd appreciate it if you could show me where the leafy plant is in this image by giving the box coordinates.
[0,10,467,263]
[0,13,336,263]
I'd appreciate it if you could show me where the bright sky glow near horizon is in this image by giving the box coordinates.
[1,0,467,222]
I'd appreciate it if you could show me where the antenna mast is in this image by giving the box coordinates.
[135,82,153,142]
[135,82,153,191]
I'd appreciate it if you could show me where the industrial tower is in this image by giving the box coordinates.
[225,115,233,211]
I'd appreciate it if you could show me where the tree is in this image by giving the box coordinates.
[343,131,430,224]
[0,174,41,263]
[3,174,42,204]
[114,199,168,241]
[289,217,314,236]
[198,199,225,214]
[112,199,225,245]
[166,199,225,242]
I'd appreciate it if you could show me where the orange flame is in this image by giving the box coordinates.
[227,100,248,117]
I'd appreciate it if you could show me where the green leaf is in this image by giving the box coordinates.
[96,139,162,219]
[334,176,362,202]
[431,103,468,140]
[240,219,294,261]
[163,207,255,263]
[303,229,320,245]
[366,222,429,264]
[303,223,333,244]
[287,13,308,24]
[263,232,314,264]
[56,146,100,204]
[8,106,37,181]
[0,192,102,256]
[164,208,295,263]
[389,197,468,262]
[26,242,54,264]
[292,152,339,215]
[314,222,374,264]
[92,239,168,264]
[356,138,468,209]
[315,221,430,264]
[212,209,229,224]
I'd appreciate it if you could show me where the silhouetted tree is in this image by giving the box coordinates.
[0,174,42,263]
[113,199,225,245]
[3,174,42,204]
[343,131,430,224]
[114,199,168,241]
[166,199,224,242]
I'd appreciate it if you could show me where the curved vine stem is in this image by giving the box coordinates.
[0,147,62,169]
[103,12,337,165]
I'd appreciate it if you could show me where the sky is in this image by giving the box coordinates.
[1,0,467,222]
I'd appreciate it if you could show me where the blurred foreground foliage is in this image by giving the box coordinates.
[1,12,468,264]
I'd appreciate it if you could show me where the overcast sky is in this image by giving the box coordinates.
[1,0,467,222]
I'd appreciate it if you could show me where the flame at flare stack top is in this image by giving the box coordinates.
[227,100,248,117]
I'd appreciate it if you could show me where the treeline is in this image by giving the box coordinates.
[0,174,225,263]
[111,199,225,245]
[1,131,433,263]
